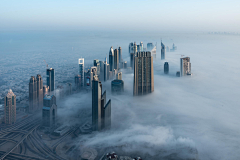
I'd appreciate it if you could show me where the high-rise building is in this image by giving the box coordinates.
[42,95,57,128]
[4,89,16,125]
[123,61,127,69]
[133,42,137,54]
[109,46,114,71]
[104,61,109,82]
[114,48,119,70]
[116,72,122,80]
[29,76,37,113]
[99,61,105,81]
[66,83,72,95]
[43,85,49,97]
[164,62,169,74]
[134,51,154,96]
[93,59,100,77]
[137,45,140,52]
[180,57,191,76]
[130,53,135,69]
[161,41,166,60]
[78,58,84,86]
[75,75,81,91]
[118,47,122,64]
[151,46,157,59]
[147,43,154,51]
[92,76,111,131]
[140,42,144,51]
[129,42,134,53]
[29,74,43,112]
[47,68,55,92]
[36,74,43,110]
[111,80,124,94]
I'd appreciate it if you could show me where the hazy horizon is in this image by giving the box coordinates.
[1,0,240,32]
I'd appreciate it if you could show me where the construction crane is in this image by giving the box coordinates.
[44,60,48,69]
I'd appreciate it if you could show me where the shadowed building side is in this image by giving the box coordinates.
[42,95,57,129]
[134,51,154,96]
[4,89,16,125]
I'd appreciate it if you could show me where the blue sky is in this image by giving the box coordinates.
[1,0,240,32]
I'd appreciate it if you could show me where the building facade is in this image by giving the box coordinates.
[78,58,84,86]
[92,76,111,131]
[134,51,154,96]
[109,46,114,71]
[114,48,119,70]
[164,62,169,74]
[180,57,191,76]
[42,95,57,128]
[47,68,55,92]
[111,80,124,94]
[4,89,16,125]
[161,41,166,60]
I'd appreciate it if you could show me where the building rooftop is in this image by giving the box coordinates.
[42,106,50,110]
[44,95,53,100]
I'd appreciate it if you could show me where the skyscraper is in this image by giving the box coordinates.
[116,72,122,80]
[140,42,144,51]
[4,89,16,125]
[75,75,81,91]
[36,74,43,110]
[47,68,55,92]
[161,41,166,60]
[92,76,111,131]
[164,62,169,74]
[133,42,137,54]
[43,85,49,97]
[180,57,191,76]
[147,43,154,51]
[134,51,154,96]
[104,61,109,82]
[129,42,133,53]
[29,76,37,113]
[42,95,57,128]
[114,48,119,70]
[111,80,124,94]
[93,59,100,77]
[118,47,122,64]
[130,53,135,69]
[109,46,114,71]
[78,58,84,86]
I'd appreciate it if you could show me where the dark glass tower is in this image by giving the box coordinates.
[161,41,166,60]
[47,68,55,92]
[109,46,114,71]
[164,62,169,74]
[114,48,119,70]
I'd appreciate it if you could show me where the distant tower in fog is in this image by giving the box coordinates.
[109,46,114,71]
[75,75,81,91]
[78,58,84,86]
[118,47,122,64]
[164,62,169,74]
[47,68,55,92]
[134,51,154,96]
[4,89,16,124]
[161,41,166,60]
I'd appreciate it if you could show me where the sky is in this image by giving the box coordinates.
[1,0,240,32]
